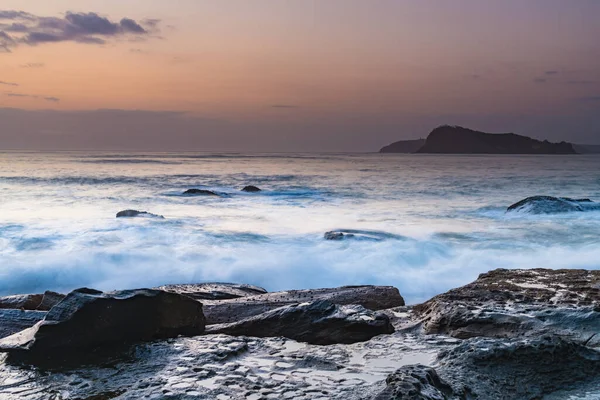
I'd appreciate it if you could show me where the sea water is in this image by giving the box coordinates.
[1,152,599,304]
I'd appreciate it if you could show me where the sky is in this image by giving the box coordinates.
[1,0,599,151]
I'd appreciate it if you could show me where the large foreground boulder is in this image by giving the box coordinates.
[116,209,164,218]
[414,268,600,344]
[202,285,405,325]
[507,195,600,214]
[206,300,394,345]
[437,336,600,399]
[156,282,267,300]
[0,288,205,354]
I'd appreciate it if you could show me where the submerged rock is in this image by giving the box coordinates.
[324,229,407,241]
[116,209,164,218]
[241,185,261,192]
[206,300,394,345]
[507,195,600,214]
[0,288,205,355]
[203,285,405,325]
[156,282,267,300]
[0,291,65,311]
[182,188,220,196]
[373,364,456,400]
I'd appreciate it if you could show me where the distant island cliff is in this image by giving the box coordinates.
[380,125,579,154]
[379,138,426,153]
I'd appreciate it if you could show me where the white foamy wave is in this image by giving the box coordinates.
[1,226,600,304]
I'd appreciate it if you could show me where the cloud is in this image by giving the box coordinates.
[0,10,35,20]
[533,78,547,83]
[271,104,298,109]
[20,62,44,68]
[567,80,595,85]
[580,96,600,102]
[0,10,161,50]
[0,30,15,52]
[0,80,18,86]
[4,92,59,102]
[545,70,559,75]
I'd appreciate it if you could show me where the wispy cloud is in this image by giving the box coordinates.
[567,80,595,85]
[271,104,299,109]
[0,80,18,86]
[533,78,547,84]
[20,62,45,68]
[0,9,162,51]
[5,92,59,102]
[545,70,559,75]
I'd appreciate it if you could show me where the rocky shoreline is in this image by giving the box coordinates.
[1,269,599,399]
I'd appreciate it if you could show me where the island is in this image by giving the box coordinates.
[379,138,426,153]
[380,125,578,154]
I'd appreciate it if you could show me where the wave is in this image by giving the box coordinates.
[1,226,599,304]
[77,159,182,165]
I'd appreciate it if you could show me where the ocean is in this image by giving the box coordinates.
[1,152,599,304]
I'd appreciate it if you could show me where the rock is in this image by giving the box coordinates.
[241,185,261,192]
[414,268,600,344]
[116,209,164,218]
[0,294,43,310]
[373,364,456,400]
[379,138,427,154]
[324,229,407,241]
[437,336,600,399]
[37,291,66,311]
[0,291,65,311]
[183,189,220,196]
[0,310,47,339]
[156,282,267,300]
[0,288,205,355]
[324,231,348,240]
[506,195,600,214]
[415,125,576,154]
[202,285,405,325]
[206,300,394,345]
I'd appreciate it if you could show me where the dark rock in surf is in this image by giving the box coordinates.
[324,231,349,240]
[0,291,65,311]
[241,185,261,192]
[507,195,600,214]
[183,189,220,196]
[116,209,164,218]
[206,300,394,345]
[373,364,456,400]
[202,285,405,325]
[0,288,205,355]
[324,229,406,242]
[156,282,267,300]
[0,310,47,340]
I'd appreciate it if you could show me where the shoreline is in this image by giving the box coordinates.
[1,267,600,399]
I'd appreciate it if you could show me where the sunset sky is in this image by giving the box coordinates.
[1,0,599,151]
